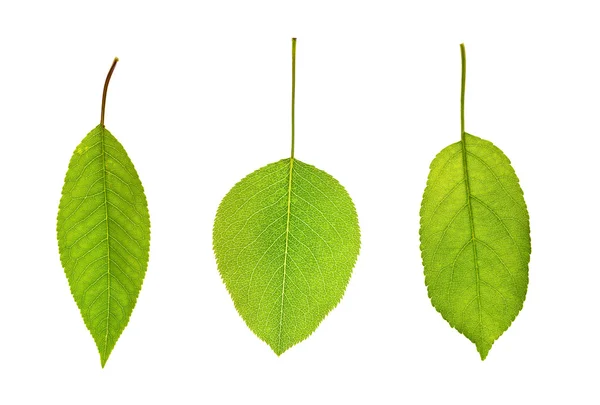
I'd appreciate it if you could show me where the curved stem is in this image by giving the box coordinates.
[460,43,466,141]
[100,57,119,127]
[291,38,296,159]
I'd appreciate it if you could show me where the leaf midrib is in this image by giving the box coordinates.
[100,127,112,362]
[461,135,482,330]
[278,157,294,353]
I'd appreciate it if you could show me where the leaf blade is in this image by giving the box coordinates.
[213,158,360,354]
[420,133,530,359]
[57,124,150,366]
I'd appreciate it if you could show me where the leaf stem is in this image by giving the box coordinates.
[100,57,119,127]
[291,38,296,159]
[460,43,466,141]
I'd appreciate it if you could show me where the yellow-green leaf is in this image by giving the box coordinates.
[57,59,150,367]
[419,44,530,360]
[213,39,360,355]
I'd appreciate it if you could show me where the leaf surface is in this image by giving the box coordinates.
[57,124,150,366]
[420,133,530,359]
[213,158,360,354]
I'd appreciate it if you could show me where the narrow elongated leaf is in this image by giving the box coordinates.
[213,39,360,355]
[57,59,150,367]
[419,45,530,360]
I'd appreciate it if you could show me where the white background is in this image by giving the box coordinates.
[0,1,598,403]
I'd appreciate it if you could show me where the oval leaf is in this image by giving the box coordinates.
[57,124,150,366]
[213,158,360,354]
[420,133,530,359]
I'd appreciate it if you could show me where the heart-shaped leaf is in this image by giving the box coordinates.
[213,39,360,355]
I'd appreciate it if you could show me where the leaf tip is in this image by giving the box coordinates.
[477,343,491,361]
[270,343,286,357]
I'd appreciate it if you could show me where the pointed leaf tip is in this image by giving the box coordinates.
[478,346,490,361]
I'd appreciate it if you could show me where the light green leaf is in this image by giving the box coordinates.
[57,59,150,367]
[419,44,530,360]
[213,39,360,355]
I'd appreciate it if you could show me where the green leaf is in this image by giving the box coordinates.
[419,44,530,360]
[57,59,150,367]
[213,39,360,355]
